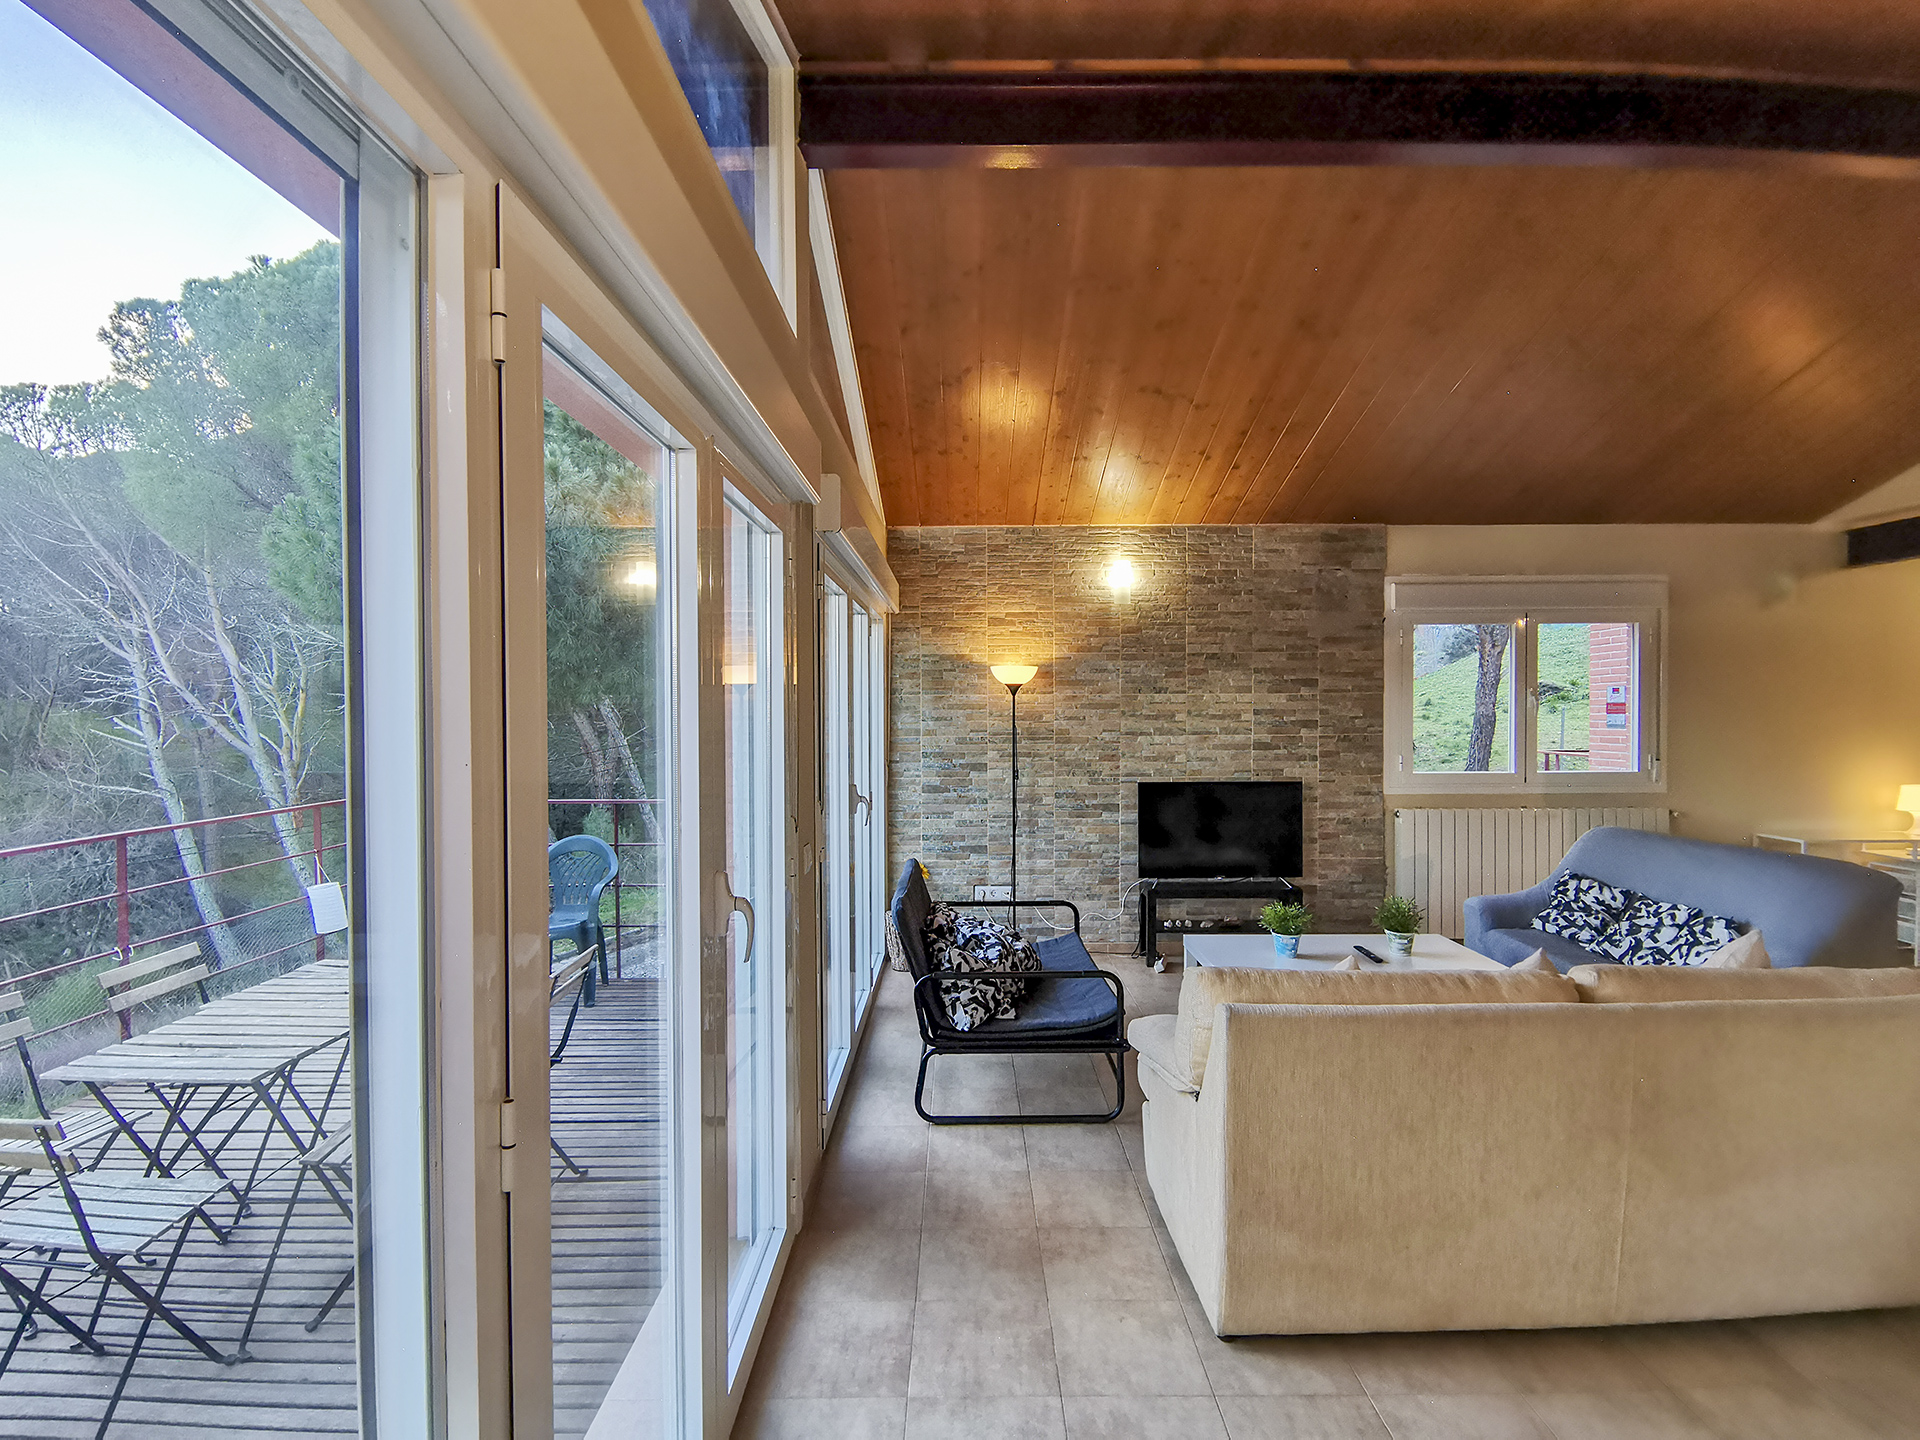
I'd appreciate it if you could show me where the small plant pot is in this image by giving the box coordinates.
[1271,933,1301,960]
[1384,930,1416,958]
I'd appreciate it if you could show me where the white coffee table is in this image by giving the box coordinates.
[1181,932,1503,972]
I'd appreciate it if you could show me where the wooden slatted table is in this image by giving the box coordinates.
[44,958,350,1205]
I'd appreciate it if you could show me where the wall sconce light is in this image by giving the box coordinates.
[622,557,657,591]
[1105,556,1136,592]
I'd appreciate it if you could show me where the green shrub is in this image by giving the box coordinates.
[1258,901,1313,937]
[1373,896,1425,934]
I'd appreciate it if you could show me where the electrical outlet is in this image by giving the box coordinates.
[973,884,1012,902]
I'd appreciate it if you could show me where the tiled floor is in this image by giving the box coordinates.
[734,961,1920,1440]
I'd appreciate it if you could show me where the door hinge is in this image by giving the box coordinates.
[499,1097,518,1192]
[489,267,507,363]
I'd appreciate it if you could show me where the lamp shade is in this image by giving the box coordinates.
[990,663,1038,688]
[1898,784,1920,820]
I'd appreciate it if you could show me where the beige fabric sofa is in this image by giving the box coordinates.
[1132,964,1920,1337]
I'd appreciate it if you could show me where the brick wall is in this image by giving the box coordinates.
[1586,622,1636,771]
[887,525,1388,945]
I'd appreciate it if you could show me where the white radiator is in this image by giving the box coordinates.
[1393,807,1671,940]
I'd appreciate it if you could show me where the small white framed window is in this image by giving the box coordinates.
[639,0,799,320]
[1385,576,1667,793]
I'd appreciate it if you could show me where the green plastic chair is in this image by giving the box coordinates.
[549,836,619,997]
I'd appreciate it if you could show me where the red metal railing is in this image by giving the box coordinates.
[0,800,346,1043]
[548,797,663,980]
[1,794,658,1058]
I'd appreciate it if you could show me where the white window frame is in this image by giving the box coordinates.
[817,572,854,1107]
[697,0,800,323]
[715,470,791,1386]
[1385,576,1668,794]
[723,0,798,323]
[747,0,800,327]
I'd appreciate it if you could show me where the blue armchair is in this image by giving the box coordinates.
[1465,826,1905,971]
[549,836,619,997]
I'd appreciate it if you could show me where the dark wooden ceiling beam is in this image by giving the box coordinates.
[799,68,1920,172]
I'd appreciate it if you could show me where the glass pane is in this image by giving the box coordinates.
[1537,622,1638,773]
[640,0,771,252]
[542,346,676,1438]
[850,603,879,1006]
[821,581,852,1099]
[1411,623,1516,773]
[869,615,887,994]
[724,490,781,1338]
[0,1,372,1431]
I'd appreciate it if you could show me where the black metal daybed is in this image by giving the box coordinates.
[889,860,1129,1125]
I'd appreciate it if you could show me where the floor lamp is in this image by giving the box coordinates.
[990,664,1038,931]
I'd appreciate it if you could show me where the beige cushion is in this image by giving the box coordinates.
[1171,965,1579,1089]
[1509,949,1557,974]
[1568,963,1920,1004]
[1701,928,1770,969]
[1127,1013,1197,1095]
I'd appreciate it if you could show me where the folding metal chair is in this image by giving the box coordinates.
[0,1114,128,1356]
[0,1118,235,1437]
[83,941,325,1216]
[0,988,135,1181]
[548,945,597,1179]
[97,941,212,1020]
[240,1124,354,1352]
[90,943,237,1187]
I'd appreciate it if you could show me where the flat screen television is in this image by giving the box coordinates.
[1137,780,1305,880]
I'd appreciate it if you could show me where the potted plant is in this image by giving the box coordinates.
[1374,896,1425,958]
[1259,900,1314,960]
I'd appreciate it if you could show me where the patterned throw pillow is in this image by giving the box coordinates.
[1593,896,1744,966]
[1531,872,1635,948]
[921,904,1043,1030]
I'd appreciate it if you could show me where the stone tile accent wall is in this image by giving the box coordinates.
[888,526,1387,946]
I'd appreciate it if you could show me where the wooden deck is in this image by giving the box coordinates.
[0,975,666,1439]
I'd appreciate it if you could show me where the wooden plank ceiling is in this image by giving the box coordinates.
[826,165,1920,525]
[775,0,1920,88]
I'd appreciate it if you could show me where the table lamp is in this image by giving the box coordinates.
[1898,784,1920,837]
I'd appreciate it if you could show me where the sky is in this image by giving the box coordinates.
[0,0,332,386]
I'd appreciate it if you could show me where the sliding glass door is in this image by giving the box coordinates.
[720,479,785,1357]
[502,193,803,1439]
[819,578,853,1100]
[0,1,426,1432]
[539,339,679,1440]
[499,191,694,1440]
[853,602,886,1009]
[817,571,885,1116]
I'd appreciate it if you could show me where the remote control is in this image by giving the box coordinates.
[1352,944,1388,965]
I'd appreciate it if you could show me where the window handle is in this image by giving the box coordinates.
[713,869,755,959]
[730,887,756,960]
[851,785,870,821]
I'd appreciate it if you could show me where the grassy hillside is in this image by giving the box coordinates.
[1413,624,1592,772]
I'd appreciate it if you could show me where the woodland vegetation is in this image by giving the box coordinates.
[0,242,665,1014]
